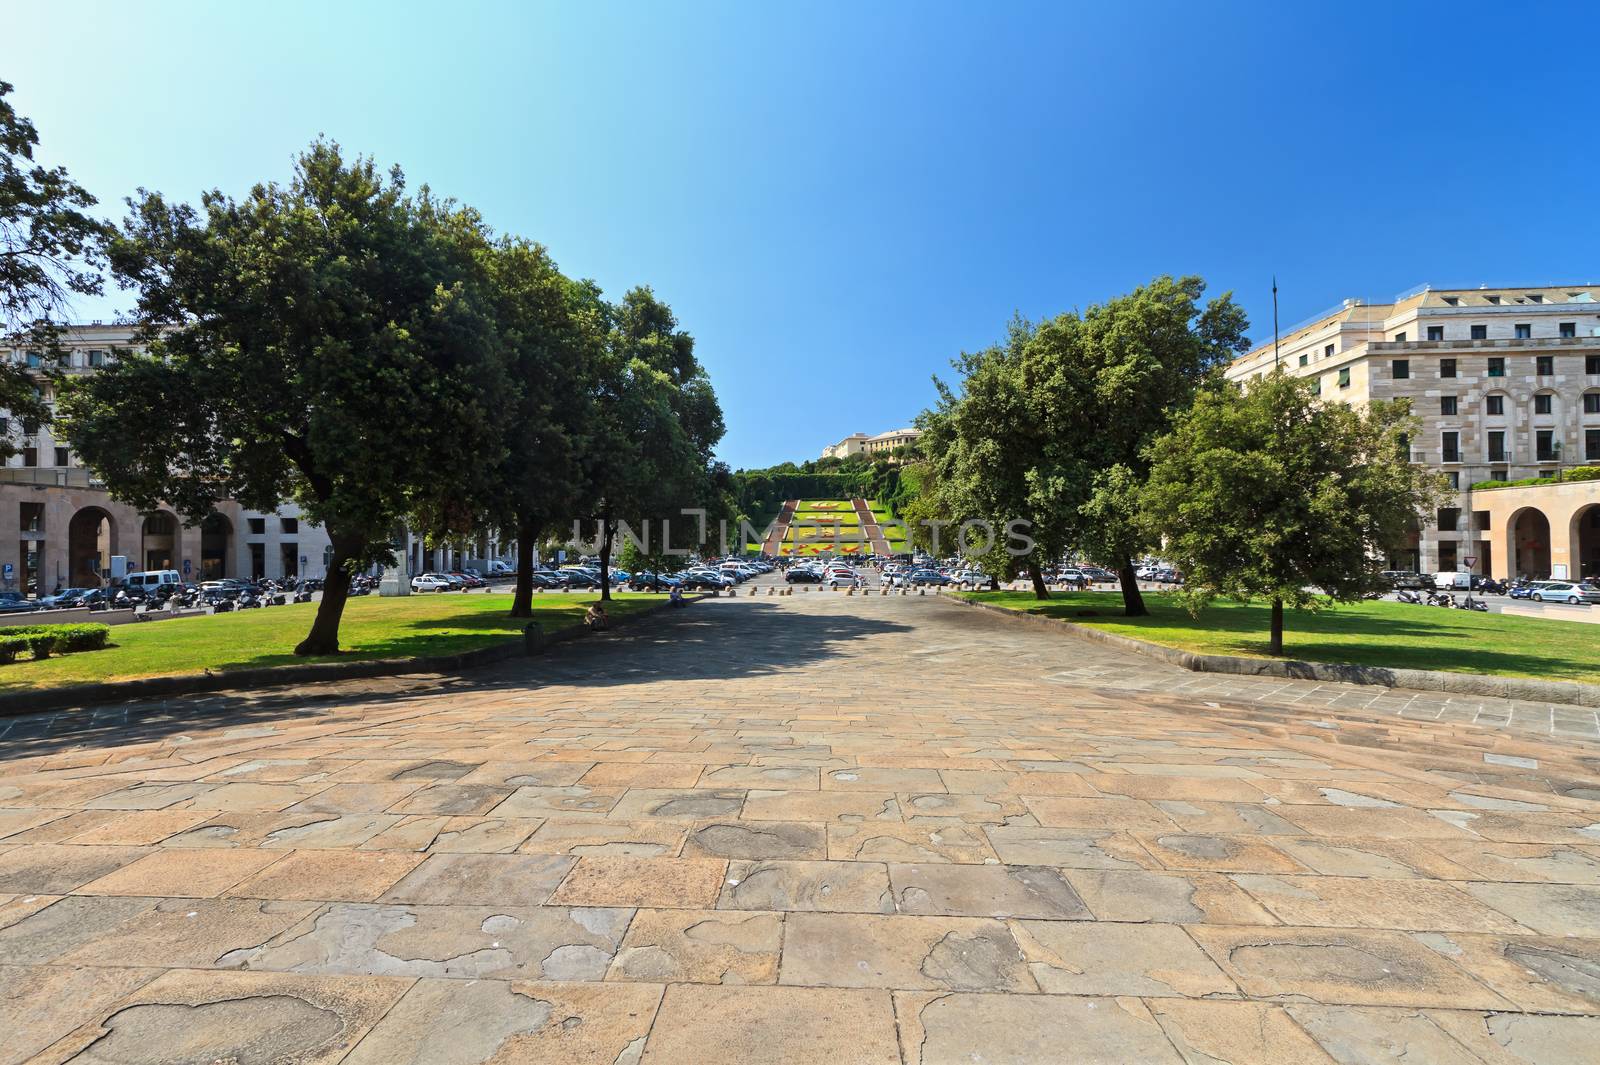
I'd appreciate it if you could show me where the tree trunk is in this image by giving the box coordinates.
[1026,560,1051,600]
[294,532,359,656]
[1269,597,1284,656]
[509,514,537,618]
[598,515,613,602]
[1117,559,1148,617]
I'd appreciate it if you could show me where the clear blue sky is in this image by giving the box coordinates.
[9,1,1597,469]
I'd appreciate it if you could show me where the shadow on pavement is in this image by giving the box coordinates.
[0,600,909,761]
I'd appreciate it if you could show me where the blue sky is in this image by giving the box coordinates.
[8,1,1597,468]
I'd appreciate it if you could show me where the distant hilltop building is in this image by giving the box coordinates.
[822,427,922,461]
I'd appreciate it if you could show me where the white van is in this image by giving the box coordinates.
[124,570,183,593]
[1433,571,1473,590]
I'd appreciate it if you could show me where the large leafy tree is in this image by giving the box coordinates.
[58,141,509,654]
[0,79,113,461]
[1032,275,1249,614]
[920,319,1065,594]
[1142,371,1446,655]
[476,240,602,617]
[580,287,724,600]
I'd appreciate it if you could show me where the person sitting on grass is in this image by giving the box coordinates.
[585,603,608,631]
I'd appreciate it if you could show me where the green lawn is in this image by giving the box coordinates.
[960,591,1600,684]
[1,592,661,692]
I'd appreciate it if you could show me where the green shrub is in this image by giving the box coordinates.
[0,635,29,664]
[0,622,111,659]
[27,633,58,659]
[1471,465,1600,491]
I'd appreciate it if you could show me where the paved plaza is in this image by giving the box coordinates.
[2,592,1599,1063]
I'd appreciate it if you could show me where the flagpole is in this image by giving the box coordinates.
[1272,276,1280,371]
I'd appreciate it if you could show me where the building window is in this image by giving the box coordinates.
[24,351,41,368]
[1437,507,1460,531]
[1311,375,1321,395]
[1588,428,1600,461]
[1561,322,1578,338]
[1324,344,1334,358]
[1398,432,1411,460]
[1536,430,1556,462]
[1487,357,1505,377]
[22,447,37,467]
[1535,393,1553,415]
[1588,355,1600,374]
[1427,326,1444,341]
[1441,431,1460,463]
[247,517,266,535]
[1298,353,1307,367]
[87,349,106,367]
[1536,354,1554,375]
[1491,468,1507,481]
[1585,392,1600,414]
[1446,472,1460,489]
[53,447,68,467]
[1392,359,1409,379]
[1486,394,1505,416]
[1471,325,1488,340]
[1443,296,1460,306]
[20,502,44,532]
[1395,332,1407,343]
[1440,358,1456,378]
[281,517,298,534]
[1515,323,1532,339]
[1337,367,1350,389]
[1440,396,1457,416]
[1488,430,1507,463]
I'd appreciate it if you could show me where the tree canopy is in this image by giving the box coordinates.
[0,79,112,461]
[52,133,725,651]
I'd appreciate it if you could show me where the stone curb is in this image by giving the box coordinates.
[951,596,1600,709]
[0,595,702,718]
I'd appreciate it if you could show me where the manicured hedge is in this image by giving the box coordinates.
[0,623,112,661]
[1470,465,1600,491]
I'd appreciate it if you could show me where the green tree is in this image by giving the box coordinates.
[920,319,1066,595]
[1030,275,1249,615]
[59,141,509,655]
[0,79,113,461]
[1141,370,1447,655]
[580,287,724,599]
[476,241,602,617]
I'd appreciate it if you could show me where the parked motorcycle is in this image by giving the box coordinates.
[1396,590,1422,604]
[1427,591,1455,608]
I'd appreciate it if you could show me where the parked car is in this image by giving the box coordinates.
[1382,570,1427,590]
[37,587,92,608]
[1529,582,1600,605]
[411,573,452,592]
[0,591,41,614]
[785,567,824,584]
[908,568,949,586]
[1508,581,1553,600]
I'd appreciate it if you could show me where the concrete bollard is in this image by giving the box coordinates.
[561,586,569,593]
[918,587,925,596]
[846,586,855,596]
[522,622,543,655]
[749,586,756,596]
[766,586,774,596]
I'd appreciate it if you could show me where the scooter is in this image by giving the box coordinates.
[1396,589,1422,604]
[1427,591,1456,608]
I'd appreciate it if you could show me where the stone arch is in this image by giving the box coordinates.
[1572,503,1600,582]
[68,507,117,587]
[140,511,180,571]
[1507,506,1551,580]
[200,512,232,580]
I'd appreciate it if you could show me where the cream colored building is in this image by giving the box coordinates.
[1,324,510,597]
[1224,284,1600,581]
[822,427,922,461]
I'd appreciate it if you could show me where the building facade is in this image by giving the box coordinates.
[1,324,510,597]
[822,427,922,461]
[1224,284,1600,581]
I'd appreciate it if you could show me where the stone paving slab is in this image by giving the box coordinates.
[1,591,1599,1062]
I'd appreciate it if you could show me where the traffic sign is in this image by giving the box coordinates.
[1462,556,1477,569]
